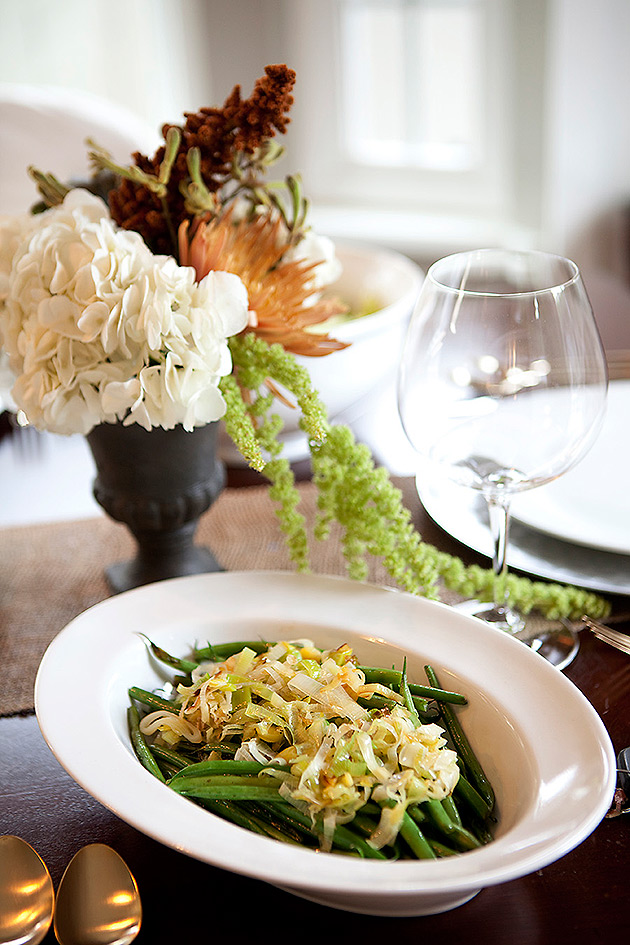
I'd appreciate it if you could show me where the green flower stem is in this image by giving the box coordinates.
[28,167,70,208]
[223,334,611,622]
[86,140,167,196]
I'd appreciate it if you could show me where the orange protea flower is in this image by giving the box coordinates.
[178,210,349,357]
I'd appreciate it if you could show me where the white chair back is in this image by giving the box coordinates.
[0,84,159,213]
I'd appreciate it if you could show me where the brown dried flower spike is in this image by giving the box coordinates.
[107,64,297,256]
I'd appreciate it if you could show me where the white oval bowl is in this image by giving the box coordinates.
[35,572,615,917]
[221,243,424,463]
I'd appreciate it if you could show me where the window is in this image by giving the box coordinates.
[283,0,547,256]
[339,0,485,173]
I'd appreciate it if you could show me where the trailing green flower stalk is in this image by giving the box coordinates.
[223,334,611,622]
[221,334,321,571]
[309,424,609,620]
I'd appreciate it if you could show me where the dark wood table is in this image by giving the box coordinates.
[1,477,629,944]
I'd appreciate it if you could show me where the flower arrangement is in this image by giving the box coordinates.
[0,65,608,621]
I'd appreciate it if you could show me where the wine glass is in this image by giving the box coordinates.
[397,249,608,654]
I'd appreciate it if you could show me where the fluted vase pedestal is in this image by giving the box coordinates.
[86,421,225,594]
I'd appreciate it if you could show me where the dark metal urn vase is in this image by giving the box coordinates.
[86,420,225,594]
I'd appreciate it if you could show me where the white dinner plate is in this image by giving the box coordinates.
[511,380,630,555]
[35,571,615,917]
[420,476,630,596]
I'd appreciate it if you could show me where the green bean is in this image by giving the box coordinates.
[454,774,495,822]
[421,799,480,851]
[407,805,426,825]
[243,802,308,845]
[168,759,288,781]
[359,666,467,705]
[328,826,389,859]
[350,812,381,837]
[140,635,198,673]
[442,794,462,827]
[424,664,495,810]
[148,744,192,771]
[412,789,494,849]
[193,640,271,661]
[157,760,183,779]
[357,692,432,716]
[127,704,166,783]
[171,773,278,787]
[349,811,406,860]
[269,803,388,859]
[202,741,237,756]
[416,704,440,722]
[230,802,303,844]
[427,839,459,857]
[203,800,278,839]
[256,803,318,844]
[360,801,384,818]
[335,830,389,860]
[170,776,283,802]
[128,686,179,714]
[266,801,376,859]
[358,693,394,711]
[468,818,494,846]
[398,811,437,859]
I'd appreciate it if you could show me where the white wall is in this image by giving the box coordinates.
[543,0,630,280]
[1,0,629,280]
[0,0,214,133]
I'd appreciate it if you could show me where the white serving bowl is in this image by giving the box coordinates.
[221,242,424,463]
[35,572,615,917]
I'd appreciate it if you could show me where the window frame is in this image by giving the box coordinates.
[280,0,548,254]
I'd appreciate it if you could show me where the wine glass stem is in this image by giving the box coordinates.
[485,492,511,612]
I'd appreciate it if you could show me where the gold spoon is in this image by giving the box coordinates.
[54,844,142,945]
[0,835,54,945]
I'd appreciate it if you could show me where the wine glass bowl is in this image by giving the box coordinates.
[398,249,608,643]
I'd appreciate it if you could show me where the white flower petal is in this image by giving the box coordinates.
[201,270,249,336]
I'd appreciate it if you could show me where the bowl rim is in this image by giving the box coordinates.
[34,570,616,899]
[322,241,425,341]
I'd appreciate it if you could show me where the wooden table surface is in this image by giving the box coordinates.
[1,472,629,943]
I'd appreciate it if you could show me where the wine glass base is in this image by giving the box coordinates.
[452,599,580,671]
[453,599,525,634]
[519,625,580,672]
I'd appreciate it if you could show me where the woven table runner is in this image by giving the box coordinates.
[3,478,463,716]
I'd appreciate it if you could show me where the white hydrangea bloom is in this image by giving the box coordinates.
[0,190,249,435]
[0,212,40,410]
[0,211,37,312]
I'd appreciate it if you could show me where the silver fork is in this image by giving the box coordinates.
[580,616,630,655]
